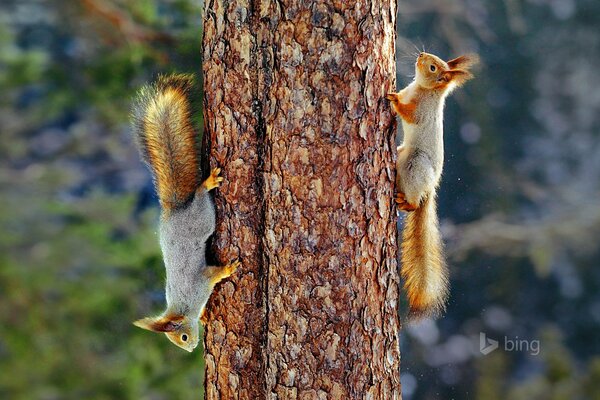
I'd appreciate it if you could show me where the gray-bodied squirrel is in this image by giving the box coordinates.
[131,74,239,352]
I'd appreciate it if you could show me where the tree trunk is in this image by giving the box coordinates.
[202,1,400,399]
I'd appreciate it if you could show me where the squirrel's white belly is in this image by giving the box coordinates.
[397,118,444,204]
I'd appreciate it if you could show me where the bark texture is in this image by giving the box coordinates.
[202,0,400,398]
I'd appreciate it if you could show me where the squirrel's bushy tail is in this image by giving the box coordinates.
[401,194,449,320]
[132,74,199,211]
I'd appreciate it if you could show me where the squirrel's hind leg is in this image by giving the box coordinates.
[395,146,418,212]
[202,168,223,192]
[395,192,418,212]
[397,149,436,208]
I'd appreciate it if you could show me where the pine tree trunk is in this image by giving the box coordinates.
[202,1,400,399]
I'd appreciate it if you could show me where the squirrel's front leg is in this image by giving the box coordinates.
[199,260,241,325]
[203,260,241,286]
[200,307,208,325]
[386,93,417,124]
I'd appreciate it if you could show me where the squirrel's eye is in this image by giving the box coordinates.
[430,65,436,72]
[181,334,188,342]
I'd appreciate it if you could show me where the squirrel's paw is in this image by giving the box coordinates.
[223,259,241,277]
[203,168,224,191]
[395,192,417,212]
[207,260,241,285]
[386,93,398,102]
[200,308,208,325]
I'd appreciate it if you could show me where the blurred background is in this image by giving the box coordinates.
[0,0,598,399]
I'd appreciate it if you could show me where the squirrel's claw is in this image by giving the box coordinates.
[225,260,241,276]
[398,203,418,212]
[395,192,417,212]
[386,93,398,102]
[203,168,223,191]
[395,192,406,203]
[217,260,241,282]
[207,260,241,285]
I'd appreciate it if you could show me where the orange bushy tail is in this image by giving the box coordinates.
[401,194,449,320]
[132,74,199,211]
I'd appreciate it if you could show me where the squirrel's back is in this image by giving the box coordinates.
[132,74,199,211]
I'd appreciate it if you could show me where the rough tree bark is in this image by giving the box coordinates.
[202,0,400,399]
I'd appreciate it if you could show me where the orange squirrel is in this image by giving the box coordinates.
[387,52,479,319]
[131,74,239,351]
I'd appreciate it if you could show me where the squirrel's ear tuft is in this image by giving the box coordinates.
[447,53,480,71]
[441,69,474,87]
[133,316,182,332]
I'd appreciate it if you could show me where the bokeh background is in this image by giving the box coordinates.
[0,0,598,399]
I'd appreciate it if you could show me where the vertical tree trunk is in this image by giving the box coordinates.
[202,1,400,399]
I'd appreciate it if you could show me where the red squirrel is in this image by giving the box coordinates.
[131,74,239,351]
[387,52,479,319]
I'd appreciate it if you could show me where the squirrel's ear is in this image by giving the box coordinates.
[133,316,182,332]
[447,53,480,70]
[440,70,473,87]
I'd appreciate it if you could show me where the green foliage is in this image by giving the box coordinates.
[475,352,507,400]
[0,189,205,399]
[0,0,205,398]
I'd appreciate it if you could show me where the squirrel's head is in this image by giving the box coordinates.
[134,313,200,352]
[415,52,479,91]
